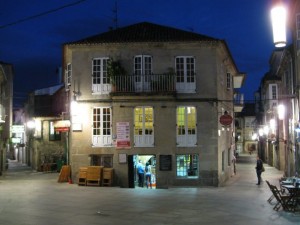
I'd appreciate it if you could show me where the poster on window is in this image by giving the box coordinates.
[116,122,130,149]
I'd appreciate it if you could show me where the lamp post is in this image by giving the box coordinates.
[270,0,287,47]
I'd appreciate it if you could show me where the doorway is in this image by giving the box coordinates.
[128,154,156,189]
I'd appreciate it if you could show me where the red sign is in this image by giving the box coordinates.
[219,114,233,125]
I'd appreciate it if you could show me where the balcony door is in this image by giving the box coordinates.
[175,56,196,93]
[92,58,111,94]
[134,55,152,92]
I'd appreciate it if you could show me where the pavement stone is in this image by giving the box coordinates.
[0,154,299,225]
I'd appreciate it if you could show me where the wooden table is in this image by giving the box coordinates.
[282,184,300,211]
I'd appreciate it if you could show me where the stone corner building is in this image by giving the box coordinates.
[63,22,245,188]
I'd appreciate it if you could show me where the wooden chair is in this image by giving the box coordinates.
[266,180,275,203]
[266,180,293,211]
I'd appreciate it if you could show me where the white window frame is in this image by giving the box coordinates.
[175,56,196,93]
[65,63,72,90]
[270,84,277,100]
[176,154,199,178]
[92,57,111,94]
[134,106,154,147]
[92,107,112,147]
[176,106,197,147]
[134,55,152,92]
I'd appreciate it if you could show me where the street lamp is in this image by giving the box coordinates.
[271,0,287,47]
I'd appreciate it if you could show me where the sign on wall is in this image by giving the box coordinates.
[116,122,130,149]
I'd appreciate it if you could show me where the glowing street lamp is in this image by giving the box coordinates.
[270,1,287,48]
[277,104,285,120]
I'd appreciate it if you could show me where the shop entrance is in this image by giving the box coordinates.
[128,154,156,189]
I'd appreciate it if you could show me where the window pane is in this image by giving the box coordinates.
[187,107,196,134]
[176,154,198,178]
[177,107,185,135]
[176,58,184,82]
[134,107,143,135]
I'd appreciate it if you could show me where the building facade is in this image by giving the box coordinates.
[0,62,13,175]
[255,0,300,177]
[22,85,68,172]
[63,22,245,187]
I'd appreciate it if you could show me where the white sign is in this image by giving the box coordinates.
[11,125,25,133]
[116,122,130,149]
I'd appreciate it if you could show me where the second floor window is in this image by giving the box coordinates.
[271,84,277,100]
[65,63,72,89]
[134,106,154,147]
[92,107,112,147]
[177,106,197,147]
[92,58,111,94]
[175,56,196,93]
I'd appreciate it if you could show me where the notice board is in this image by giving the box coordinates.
[159,155,172,171]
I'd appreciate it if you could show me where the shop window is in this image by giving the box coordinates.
[90,154,113,168]
[176,154,198,178]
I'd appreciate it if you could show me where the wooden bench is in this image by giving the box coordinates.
[78,167,88,186]
[86,166,103,186]
[103,168,114,186]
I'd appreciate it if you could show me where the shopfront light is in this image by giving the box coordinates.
[259,128,264,136]
[263,125,270,135]
[270,119,276,131]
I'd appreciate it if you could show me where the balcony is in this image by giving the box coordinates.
[110,74,176,95]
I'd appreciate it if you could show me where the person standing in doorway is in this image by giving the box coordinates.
[136,160,145,187]
[255,155,263,185]
[145,162,152,189]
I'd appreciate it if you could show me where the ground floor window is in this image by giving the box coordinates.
[90,154,113,168]
[176,154,198,178]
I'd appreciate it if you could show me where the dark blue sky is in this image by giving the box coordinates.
[0,0,276,107]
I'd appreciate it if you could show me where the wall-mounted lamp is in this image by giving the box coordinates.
[270,0,287,48]
[26,120,36,129]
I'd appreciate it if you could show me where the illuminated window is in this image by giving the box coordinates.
[176,106,197,146]
[92,107,112,147]
[176,154,198,178]
[134,106,154,147]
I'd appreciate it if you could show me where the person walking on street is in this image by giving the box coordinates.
[255,155,263,185]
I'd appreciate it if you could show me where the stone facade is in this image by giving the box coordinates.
[63,22,244,187]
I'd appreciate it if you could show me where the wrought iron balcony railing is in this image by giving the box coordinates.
[110,74,176,94]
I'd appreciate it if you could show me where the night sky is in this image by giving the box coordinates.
[0,0,277,107]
